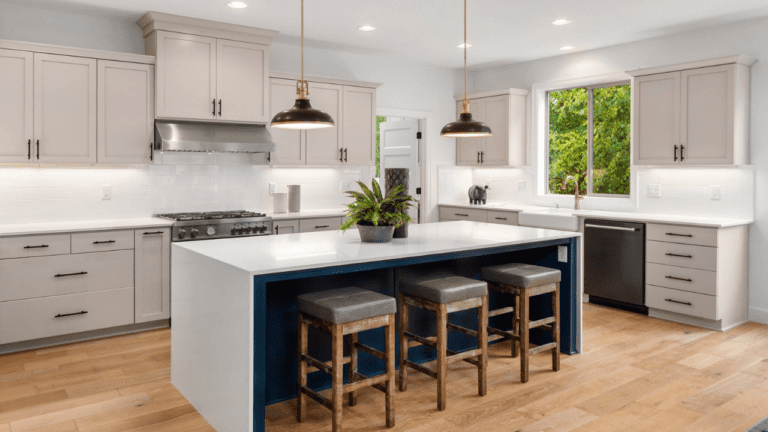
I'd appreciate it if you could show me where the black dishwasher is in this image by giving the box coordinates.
[584,219,647,314]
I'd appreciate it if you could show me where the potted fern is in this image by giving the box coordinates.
[340,180,414,243]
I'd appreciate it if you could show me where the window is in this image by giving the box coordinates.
[547,82,631,196]
[375,115,387,178]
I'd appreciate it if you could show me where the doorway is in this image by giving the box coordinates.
[376,115,425,223]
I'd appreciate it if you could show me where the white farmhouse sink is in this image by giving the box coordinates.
[518,209,580,232]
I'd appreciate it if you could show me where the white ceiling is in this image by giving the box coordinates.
[12,0,768,69]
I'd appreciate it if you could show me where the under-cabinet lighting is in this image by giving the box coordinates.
[227,2,248,9]
[559,45,575,51]
[457,43,472,48]
[552,19,572,26]
[358,25,376,31]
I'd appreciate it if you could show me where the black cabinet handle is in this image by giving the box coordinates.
[55,311,88,318]
[213,99,216,116]
[339,148,344,162]
[344,148,348,162]
[275,226,279,235]
[674,145,678,162]
[24,244,49,249]
[219,99,222,117]
[27,139,31,160]
[680,145,685,161]
[315,225,330,229]
[36,140,40,160]
[93,240,116,245]
[455,213,469,217]
[480,151,484,164]
[143,231,164,236]
[665,275,693,282]
[55,271,88,278]
[495,217,507,220]
[665,233,693,237]
[665,253,692,258]
[665,298,692,306]
[477,152,480,164]
[150,143,154,161]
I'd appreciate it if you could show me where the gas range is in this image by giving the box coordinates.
[154,210,273,242]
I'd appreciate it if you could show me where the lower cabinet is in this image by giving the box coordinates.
[134,228,171,323]
[437,205,519,226]
[274,219,299,235]
[299,217,342,233]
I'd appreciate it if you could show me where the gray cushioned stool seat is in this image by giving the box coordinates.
[399,273,487,304]
[481,263,561,288]
[297,287,397,325]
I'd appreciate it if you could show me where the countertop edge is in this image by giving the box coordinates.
[0,219,175,237]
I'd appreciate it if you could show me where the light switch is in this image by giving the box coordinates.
[648,184,660,198]
[101,185,112,200]
[269,183,277,194]
[711,186,721,200]
[518,180,527,191]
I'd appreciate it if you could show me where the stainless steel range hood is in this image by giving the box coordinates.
[154,120,276,154]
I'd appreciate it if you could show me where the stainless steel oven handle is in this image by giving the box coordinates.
[584,224,637,232]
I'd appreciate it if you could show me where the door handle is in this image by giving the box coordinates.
[27,139,31,160]
[150,143,154,161]
[93,240,116,245]
[480,151,484,164]
[36,140,40,160]
[674,145,678,162]
[55,271,88,278]
[584,224,637,232]
[477,152,480,164]
[213,99,217,116]
[680,145,685,162]
[219,99,222,117]
[55,311,88,318]
[665,275,693,282]
[665,299,692,306]
[344,148,348,162]
[665,253,692,258]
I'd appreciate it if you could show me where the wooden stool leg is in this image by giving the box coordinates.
[477,296,488,397]
[331,324,344,432]
[398,295,409,392]
[297,313,308,423]
[436,304,448,411]
[512,294,520,358]
[552,283,561,372]
[385,314,396,428]
[520,290,530,384]
[348,333,358,407]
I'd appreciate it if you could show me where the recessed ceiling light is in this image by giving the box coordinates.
[552,19,572,26]
[457,43,472,48]
[559,45,575,51]
[227,1,248,9]
[358,25,376,31]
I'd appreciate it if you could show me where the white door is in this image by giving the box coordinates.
[680,65,734,165]
[343,86,376,166]
[97,61,154,164]
[34,53,97,164]
[155,31,217,121]
[268,78,305,165]
[479,95,509,166]
[305,82,342,165]
[216,39,269,123]
[455,101,482,166]
[633,72,681,165]
[380,119,421,222]
[0,49,33,163]
[134,229,170,323]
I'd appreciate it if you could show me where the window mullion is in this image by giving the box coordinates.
[587,88,594,196]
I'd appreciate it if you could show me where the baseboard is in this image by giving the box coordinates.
[749,307,768,325]
[648,309,724,331]
[0,320,170,355]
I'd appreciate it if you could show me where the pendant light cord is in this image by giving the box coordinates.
[464,0,467,102]
[301,0,304,83]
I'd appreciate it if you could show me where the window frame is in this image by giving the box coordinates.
[546,79,631,198]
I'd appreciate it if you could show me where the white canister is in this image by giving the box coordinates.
[287,185,301,212]
[272,193,288,213]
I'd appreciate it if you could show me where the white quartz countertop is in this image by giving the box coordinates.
[439,202,547,212]
[438,202,752,228]
[0,218,174,237]
[174,221,580,275]
[267,209,347,220]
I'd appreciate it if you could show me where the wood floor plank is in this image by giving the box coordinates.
[517,407,596,432]
[18,420,78,432]
[621,405,703,432]
[570,402,657,432]
[678,372,766,414]
[678,407,748,432]
[720,387,768,418]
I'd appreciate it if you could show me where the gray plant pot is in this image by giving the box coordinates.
[357,224,395,243]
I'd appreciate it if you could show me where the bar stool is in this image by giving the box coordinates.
[481,263,561,383]
[297,287,397,432]
[398,273,488,411]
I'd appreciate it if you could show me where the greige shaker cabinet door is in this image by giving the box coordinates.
[456,100,483,166]
[0,49,33,163]
[305,82,343,165]
[343,86,376,166]
[268,78,305,165]
[479,95,510,167]
[632,72,681,166]
[33,53,97,164]
[134,229,171,323]
[97,61,154,164]
[216,39,269,123]
[154,31,217,121]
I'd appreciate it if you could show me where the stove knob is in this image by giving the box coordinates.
[190,229,199,239]
[206,226,216,236]
[178,229,187,239]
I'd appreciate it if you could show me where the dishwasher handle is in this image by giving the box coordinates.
[585,224,637,232]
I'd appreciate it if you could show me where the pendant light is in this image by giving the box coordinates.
[441,0,491,138]
[271,0,335,130]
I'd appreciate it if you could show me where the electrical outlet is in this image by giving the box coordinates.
[101,185,112,200]
[648,184,661,198]
[269,183,277,194]
[711,186,721,200]
[517,180,527,191]
[558,246,568,263]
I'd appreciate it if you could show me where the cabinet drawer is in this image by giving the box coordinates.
[646,285,717,320]
[438,207,488,223]
[646,263,716,296]
[647,224,717,247]
[0,234,70,259]
[647,241,717,271]
[274,219,299,235]
[71,230,134,253]
[299,217,342,233]
[487,210,518,225]
[0,287,134,344]
[0,250,134,302]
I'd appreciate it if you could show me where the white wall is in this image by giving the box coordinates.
[459,16,768,323]
[0,0,458,223]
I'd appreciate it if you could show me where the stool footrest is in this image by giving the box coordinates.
[447,322,478,338]
[404,331,435,349]
[488,333,507,343]
[354,372,388,393]
[488,326,518,340]
[354,342,385,361]
[488,306,516,318]
[446,348,483,364]
[529,316,556,329]
[404,359,438,379]
[345,372,388,393]
[304,354,350,375]
[529,342,558,355]
[300,386,332,410]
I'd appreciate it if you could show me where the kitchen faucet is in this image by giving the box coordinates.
[562,176,584,210]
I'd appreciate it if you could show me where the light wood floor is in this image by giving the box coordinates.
[2,303,768,432]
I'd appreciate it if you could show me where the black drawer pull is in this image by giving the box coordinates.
[315,225,330,229]
[143,231,164,235]
[55,271,88,278]
[455,213,469,217]
[665,276,693,282]
[665,253,693,258]
[55,311,88,318]
[665,299,692,306]
[665,233,693,237]
[24,245,49,249]
[28,139,31,160]
[93,240,116,245]
[495,217,507,220]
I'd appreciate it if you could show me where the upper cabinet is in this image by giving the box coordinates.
[0,49,33,163]
[268,73,381,167]
[629,56,755,166]
[138,12,276,124]
[455,88,529,167]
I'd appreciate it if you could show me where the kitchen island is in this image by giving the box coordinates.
[171,221,581,432]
